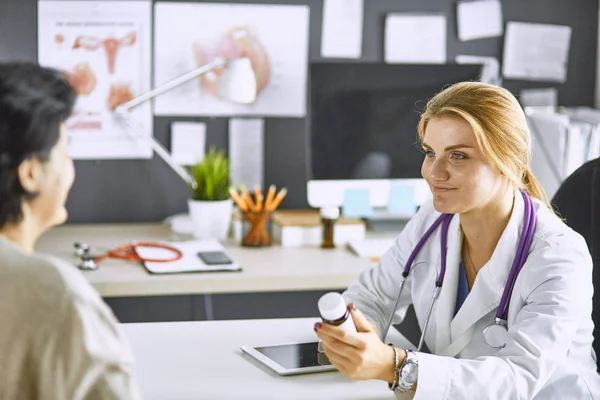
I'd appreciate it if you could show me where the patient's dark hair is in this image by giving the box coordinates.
[0,62,76,228]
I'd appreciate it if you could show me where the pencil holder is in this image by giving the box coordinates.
[241,211,273,247]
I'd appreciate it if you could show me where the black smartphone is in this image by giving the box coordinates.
[197,251,233,265]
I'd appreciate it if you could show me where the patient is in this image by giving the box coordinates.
[0,62,141,399]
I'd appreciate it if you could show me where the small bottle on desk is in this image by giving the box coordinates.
[320,207,339,249]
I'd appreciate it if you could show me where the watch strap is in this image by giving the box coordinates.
[396,349,418,392]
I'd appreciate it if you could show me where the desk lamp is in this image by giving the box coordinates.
[115,57,257,190]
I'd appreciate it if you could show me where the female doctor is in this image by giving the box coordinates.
[315,82,600,399]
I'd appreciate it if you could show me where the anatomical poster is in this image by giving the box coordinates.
[153,3,309,117]
[38,1,153,159]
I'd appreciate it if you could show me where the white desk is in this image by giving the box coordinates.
[123,318,413,400]
[36,223,377,298]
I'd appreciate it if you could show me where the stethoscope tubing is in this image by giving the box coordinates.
[381,191,536,347]
[497,192,536,321]
[93,241,183,264]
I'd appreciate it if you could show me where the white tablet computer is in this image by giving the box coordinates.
[240,341,337,376]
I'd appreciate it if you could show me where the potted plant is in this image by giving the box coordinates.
[188,147,232,240]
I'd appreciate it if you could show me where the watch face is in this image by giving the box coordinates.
[401,363,418,384]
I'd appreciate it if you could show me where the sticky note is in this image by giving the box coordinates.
[321,0,363,59]
[171,122,206,166]
[342,189,372,218]
[388,184,416,215]
[457,0,503,42]
[385,14,447,64]
[229,118,264,189]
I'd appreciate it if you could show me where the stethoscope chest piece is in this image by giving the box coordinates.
[74,242,90,257]
[74,242,98,271]
[78,254,98,271]
[483,318,508,349]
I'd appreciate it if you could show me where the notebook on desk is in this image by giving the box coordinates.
[135,240,242,274]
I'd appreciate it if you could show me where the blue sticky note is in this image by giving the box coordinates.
[388,184,416,215]
[342,189,372,218]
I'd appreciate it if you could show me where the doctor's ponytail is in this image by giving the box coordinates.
[418,81,554,212]
[522,167,550,207]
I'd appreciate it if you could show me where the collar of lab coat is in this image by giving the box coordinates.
[434,190,524,355]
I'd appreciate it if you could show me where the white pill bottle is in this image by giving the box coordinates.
[317,292,357,333]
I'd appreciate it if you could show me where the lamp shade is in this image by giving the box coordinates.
[218,58,257,104]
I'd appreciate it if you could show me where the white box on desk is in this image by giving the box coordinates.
[232,210,366,248]
[272,222,366,247]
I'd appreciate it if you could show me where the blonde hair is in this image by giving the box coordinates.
[417,81,551,208]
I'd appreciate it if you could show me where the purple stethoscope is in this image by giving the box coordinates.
[381,191,537,351]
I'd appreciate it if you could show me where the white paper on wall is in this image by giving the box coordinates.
[384,14,447,64]
[321,0,363,59]
[229,118,264,190]
[457,0,503,41]
[502,22,572,83]
[171,122,206,166]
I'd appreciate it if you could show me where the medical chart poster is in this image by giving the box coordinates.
[37,1,153,160]
[153,3,310,117]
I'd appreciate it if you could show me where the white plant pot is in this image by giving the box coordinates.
[187,198,233,240]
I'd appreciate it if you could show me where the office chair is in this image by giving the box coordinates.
[551,157,600,371]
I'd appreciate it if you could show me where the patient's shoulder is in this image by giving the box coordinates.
[33,252,106,307]
[0,241,106,319]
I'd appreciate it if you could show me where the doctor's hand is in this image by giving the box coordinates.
[314,304,401,383]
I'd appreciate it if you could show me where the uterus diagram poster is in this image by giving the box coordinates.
[37,1,153,159]
[153,3,309,118]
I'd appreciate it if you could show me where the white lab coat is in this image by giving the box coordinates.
[343,193,600,399]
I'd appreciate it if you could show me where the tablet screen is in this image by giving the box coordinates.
[254,342,331,369]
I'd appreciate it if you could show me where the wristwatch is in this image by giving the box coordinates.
[395,349,419,392]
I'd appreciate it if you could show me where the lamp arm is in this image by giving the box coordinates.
[120,111,199,190]
[116,58,228,114]
[113,58,235,190]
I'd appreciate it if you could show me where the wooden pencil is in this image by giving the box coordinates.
[264,185,276,210]
[240,185,257,212]
[254,185,264,212]
[266,188,287,211]
[229,187,248,212]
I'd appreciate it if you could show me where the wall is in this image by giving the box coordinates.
[1,0,597,223]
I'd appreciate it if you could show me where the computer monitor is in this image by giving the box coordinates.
[306,62,483,217]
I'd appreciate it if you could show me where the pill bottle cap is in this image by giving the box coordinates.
[318,292,348,321]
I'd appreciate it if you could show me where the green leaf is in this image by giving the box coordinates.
[189,146,231,201]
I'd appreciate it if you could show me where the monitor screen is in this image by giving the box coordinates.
[308,63,483,181]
